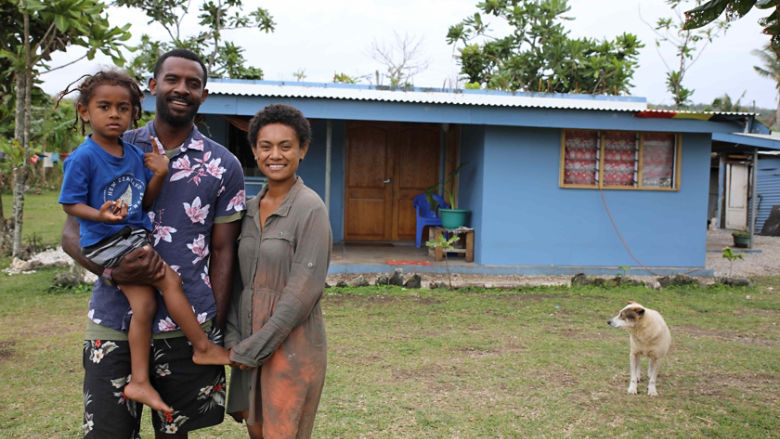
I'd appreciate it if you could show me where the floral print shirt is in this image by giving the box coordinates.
[85,120,246,334]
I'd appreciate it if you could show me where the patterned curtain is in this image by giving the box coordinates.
[642,134,675,188]
[563,130,599,185]
[603,132,637,187]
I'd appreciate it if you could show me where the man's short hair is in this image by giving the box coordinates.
[153,48,208,86]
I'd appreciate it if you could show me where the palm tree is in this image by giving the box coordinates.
[753,44,780,128]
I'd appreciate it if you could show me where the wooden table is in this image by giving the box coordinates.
[428,226,474,262]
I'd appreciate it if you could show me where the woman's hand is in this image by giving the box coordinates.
[228,347,255,370]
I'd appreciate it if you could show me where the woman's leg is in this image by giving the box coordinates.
[152,265,229,365]
[118,283,173,413]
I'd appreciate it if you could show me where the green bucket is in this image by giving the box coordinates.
[440,209,469,229]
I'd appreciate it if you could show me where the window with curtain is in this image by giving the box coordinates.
[560,130,680,190]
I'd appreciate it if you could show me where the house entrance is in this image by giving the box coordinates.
[725,162,749,230]
[344,121,440,241]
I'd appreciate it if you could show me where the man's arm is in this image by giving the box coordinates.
[61,214,166,284]
[209,220,241,330]
[62,215,103,276]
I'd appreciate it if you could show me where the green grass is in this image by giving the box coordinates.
[1,266,778,438]
[1,189,65,264]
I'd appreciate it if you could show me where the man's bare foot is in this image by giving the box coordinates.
[192,343,230,365]
[124,381,173,414]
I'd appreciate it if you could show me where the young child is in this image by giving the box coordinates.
[58,70,229,414]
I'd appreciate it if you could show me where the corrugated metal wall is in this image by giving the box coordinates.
[757,157,780,233]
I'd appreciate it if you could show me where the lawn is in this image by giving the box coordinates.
[1,191,778,437]
[0,264,778,438]
[1,190,66,265]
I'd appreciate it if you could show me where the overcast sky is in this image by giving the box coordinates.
[40,0,776,109]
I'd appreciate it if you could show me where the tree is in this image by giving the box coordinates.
[752,43,780,126]
[650,0,730,107]
[370,32,429,88]
[0,0,130,257]
[446,0,643,94]
[684,0,780,57]
[115,0,275,81]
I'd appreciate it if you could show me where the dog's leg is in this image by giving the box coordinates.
[628,352,639,394]
[647,357,662,396]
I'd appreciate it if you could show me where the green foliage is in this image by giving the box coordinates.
[684,0,780,58]
[115,0,275,81]
[722,246,744,277]
[425,162,467,211]
[446,0,643,94]
[654,0,730,108]
[332,72,359,84]
[425,233,460,289]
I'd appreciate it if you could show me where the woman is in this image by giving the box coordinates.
[225,103,332,439]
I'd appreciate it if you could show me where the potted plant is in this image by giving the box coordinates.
[426,163,470,229]
[731,230,750,248]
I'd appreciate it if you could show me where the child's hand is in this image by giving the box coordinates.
[97,199,128,222]
[144,139,169,177]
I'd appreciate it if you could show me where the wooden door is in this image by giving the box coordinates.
[345,122,440,241]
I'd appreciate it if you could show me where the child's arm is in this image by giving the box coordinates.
[63,200,128,223]
[142,137,170,210]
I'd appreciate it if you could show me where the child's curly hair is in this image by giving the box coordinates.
[57,70,144,135]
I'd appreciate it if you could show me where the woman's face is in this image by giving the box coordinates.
[252,122,308,185]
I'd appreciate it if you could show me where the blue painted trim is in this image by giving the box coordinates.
[328,263,713,277]
[713,132,780,150]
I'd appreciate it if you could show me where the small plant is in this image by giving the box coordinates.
[617,265,631,278]
[425,162,467,211]
[722,246,743,278]
[426,233,460,289]
[732,230,749,237]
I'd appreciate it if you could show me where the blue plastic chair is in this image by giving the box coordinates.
[413,193,449,248]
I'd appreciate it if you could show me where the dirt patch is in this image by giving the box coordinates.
[0,340,15,362]
[675,325,777,345]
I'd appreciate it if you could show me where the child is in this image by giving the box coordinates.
[58,70,229,414]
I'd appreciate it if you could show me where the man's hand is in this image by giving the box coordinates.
[112,244,166,285]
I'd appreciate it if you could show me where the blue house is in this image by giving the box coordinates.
[143,79,778,276]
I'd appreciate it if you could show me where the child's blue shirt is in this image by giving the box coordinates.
[59,135,154,247]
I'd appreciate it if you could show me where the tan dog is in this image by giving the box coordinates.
[607,302,671,396]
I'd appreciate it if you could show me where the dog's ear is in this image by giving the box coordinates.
[627,301,636,305]
[636,308,645,316]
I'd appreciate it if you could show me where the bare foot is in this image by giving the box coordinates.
[192,343,230,365]
[124,381,173,414]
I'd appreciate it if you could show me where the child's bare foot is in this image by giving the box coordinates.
[192,343,230,365]
[124,381,173,414]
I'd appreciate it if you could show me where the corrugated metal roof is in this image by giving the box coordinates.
[206,79,649,112]
[204,79,758,120]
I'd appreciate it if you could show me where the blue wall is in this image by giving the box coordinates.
[474,127,711,268]
[757,157,780,233]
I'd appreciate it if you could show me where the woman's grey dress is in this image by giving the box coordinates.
[225,177,331,438]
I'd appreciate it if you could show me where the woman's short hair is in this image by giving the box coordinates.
[247,103,312,147]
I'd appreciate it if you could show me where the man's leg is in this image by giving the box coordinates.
[83,338,143,438]
[150,325,226,436]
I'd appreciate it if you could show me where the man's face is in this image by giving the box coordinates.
[149,56,208,127]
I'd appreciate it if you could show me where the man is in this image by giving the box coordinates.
[62,48,245,438]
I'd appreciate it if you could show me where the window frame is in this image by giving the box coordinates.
[559,129,682,191]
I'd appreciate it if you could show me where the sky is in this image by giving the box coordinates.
[40,0,776,110]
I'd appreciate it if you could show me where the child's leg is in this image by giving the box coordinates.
[118,284,173,413]
[153,265,229,365]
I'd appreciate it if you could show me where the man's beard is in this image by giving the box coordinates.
[156,94,200,127]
